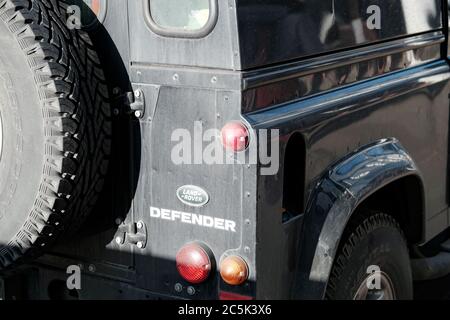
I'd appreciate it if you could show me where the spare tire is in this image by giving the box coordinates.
[0,0,111,269]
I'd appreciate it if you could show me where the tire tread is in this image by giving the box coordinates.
[0,0,111,269]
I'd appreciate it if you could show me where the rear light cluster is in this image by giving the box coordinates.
[221,121,250,152]
[175,243,249,286]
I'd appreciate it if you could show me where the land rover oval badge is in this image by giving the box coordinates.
[177,185,210,207]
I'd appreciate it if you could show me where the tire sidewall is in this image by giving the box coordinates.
[330,222,413,300]
[0,22,45,243]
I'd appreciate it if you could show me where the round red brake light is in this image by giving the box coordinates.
[176,243,212,284]
[221,121,250,152]
[91,0,101,16]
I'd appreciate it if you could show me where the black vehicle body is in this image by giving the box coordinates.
[2,0,450,300]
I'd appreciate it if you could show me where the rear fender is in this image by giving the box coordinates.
[293,138,423,299]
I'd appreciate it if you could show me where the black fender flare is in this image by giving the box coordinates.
[292,138,424,299]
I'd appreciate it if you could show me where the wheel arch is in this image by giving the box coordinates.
[293,138,425,299]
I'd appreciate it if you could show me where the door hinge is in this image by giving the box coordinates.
[111,88,145,118]
[114,221,148,249]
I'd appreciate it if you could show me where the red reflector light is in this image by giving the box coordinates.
[91,0,101,15]
[176,243,212,284]
[219,291,253,300]
[221,121,249,152]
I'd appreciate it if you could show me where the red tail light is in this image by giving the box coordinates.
[221,121,250,152]
[176,243,212,284]
[91,0,101,16]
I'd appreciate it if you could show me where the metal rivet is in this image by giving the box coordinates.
[173,74,179,81]
[137,241,144,249]
[115,236,124,245]
[134,89,141,98]
[187,286,196,296]
[115,218,122,225]
[88,264,96,273]
[137,221,144,229]
[134,110,142,118]
[113,108,120,116]
[211,76,217,83]
[174,283,183,293]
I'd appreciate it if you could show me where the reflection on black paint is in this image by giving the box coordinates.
[236,0,441,69]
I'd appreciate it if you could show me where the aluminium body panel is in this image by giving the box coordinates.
[128,0,241,70]
[129,83,257,299]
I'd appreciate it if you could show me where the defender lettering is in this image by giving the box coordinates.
[150,207,236,232]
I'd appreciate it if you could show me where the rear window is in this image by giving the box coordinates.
[145,0,217,38]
